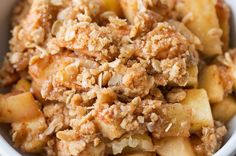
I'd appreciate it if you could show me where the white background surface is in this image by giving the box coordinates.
[0,0,236,156]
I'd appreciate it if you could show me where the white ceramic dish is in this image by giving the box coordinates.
[0,0,236,156]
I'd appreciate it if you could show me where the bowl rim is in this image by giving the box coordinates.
[0,135,21,156]
[0,0,236,156]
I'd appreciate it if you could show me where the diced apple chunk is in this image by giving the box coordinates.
[215,0,230,51]
[186,65,198,87]
[181,89,214,132]
[13,78,31,92]
[212,96,236,123]
[0,92,42,123]
[153,104,191,138]
[183,0,222,56]
[199,65,224,103]
[155,137,195,156]
[94,112,125,140]
[103,0,122,16]
[111,134,154,155]
[120,0,138,23]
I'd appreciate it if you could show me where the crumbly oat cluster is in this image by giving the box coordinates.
[0,0,235,156]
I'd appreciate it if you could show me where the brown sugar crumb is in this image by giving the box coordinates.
[216,51,236,95]
[141,22,190,60]
[193,122,227,156]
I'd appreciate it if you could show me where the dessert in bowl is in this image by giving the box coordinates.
[0,0,236,156]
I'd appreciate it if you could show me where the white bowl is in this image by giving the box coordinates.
[0,0,236,156]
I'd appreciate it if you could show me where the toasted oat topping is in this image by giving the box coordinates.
[0,0,234,155]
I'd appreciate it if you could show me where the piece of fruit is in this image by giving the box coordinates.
[155,137,195,156]
[103,0,122,16]
[212,96,236,123]
[181,89,214,132]
[199,65,224,103]
[13,78,31,92]
[0,92,42,123]
[183,0,222,56]
[111,134,154,155]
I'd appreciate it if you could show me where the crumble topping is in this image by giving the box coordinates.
[0,0,234,156]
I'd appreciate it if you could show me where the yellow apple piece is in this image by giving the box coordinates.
[111,134,154,155]
[0,92,42,123]
[183,0,222,56]
[95,110,125,140]
[152,103,191,138]
[199,65,224,103]
[103,0,122,16]
[155,137,195,156]
[212,96,236,123]
[120,0,138,23]
[181,89,214,132]
[215,0,230,51]
[14,78,31,92]
[186,65,198,87]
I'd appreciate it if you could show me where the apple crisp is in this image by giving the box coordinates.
[0,0,235,156]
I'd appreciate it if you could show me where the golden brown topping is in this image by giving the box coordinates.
[0,0,234,155]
